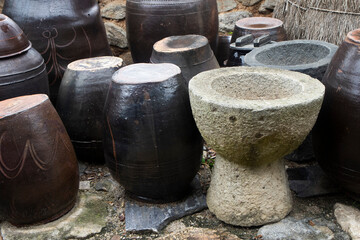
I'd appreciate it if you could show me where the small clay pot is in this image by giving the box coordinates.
[57,56,124,163]
[231,17,286,43]
[150,35,220,84]
[216,35,231,67]
[0,94,79,226]
[103,63,203,202]
[126,0,219,63]
[313,29,360,198]
[3,0,112,103]
[0,14,49,101]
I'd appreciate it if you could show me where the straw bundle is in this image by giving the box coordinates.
[274,0,360,45]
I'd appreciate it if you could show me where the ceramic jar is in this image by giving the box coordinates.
[231,17,286,43]
[0,14,49,101]
[103,63,203,202]
[150,35,220,84]
[0,94,79,226]
[313,29,360,198]
[57,57,124,163]
[3,0,112,103]
[126,0,219,63]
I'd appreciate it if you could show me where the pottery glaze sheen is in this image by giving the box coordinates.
[103,63,203,202]
[0,94,79,226]
[3,0,112,103]
[313,29,360,198]
[126,0,219,63]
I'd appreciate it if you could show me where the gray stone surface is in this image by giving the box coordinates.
[244,40,338,80]
[104,22,128,48]
[125,177,207,233]
[258,217,349,240]
[156,227,243,240]
[287,165,340,198]
[259,0,278,13]
[240,0,262,6]
[334,203,360,240]
[217,0,238,12]
[101,0,126,20]
[219,11,252,33]
[189,67,325,226]
[0,193,108,240]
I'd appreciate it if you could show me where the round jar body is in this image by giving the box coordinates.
[3,0,112,103]
[126,0,219,63]
[103,65,202,202]
[0,95,79,226]
[313,31,360,197]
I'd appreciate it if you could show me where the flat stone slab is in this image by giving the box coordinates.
[258,217,350,240]
[287,165,340,198]
[334,203,360,240]
[217,0,237,12]
[125,177,207,233]
[0,193,108,240]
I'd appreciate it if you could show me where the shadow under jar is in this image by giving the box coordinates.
[126,0,219,63]
[103,63,203,202]
[0,14,49,101]
[0,94,79,226]
[57,57,124,163]
[3,0,112,103]
[312,29,360,199]
[150,35,220,84]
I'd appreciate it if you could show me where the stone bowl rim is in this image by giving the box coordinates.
[188,66,325,111]
[243,40,338,71]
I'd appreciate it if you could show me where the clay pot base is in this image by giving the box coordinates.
[126,186,192,204]
[68,56,123,72]
[0,94,47,119]
[153,35,208,53]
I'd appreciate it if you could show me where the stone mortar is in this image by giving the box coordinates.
[188,67,325,226]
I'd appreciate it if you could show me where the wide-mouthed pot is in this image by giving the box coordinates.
[0,94,79,226]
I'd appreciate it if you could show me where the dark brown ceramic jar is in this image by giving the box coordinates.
[103,63,203,202]
[57,57,124,163]
[313,29,360,198]
[126,0,219,63]
[0,14,49,101]
[150,35,220,84]
[0,94,79,226]
[231,17,287,43]
[3,0,112,103]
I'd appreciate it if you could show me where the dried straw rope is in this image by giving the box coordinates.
[274,0,360,45]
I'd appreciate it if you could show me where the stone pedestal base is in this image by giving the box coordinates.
[207,155,292,226]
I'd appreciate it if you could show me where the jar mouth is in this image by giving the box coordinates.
[347,29,360,44]
[236,17,283,30]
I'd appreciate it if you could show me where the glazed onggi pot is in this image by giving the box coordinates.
[126,0,219,63]
[231,17,286,43]
[189,67,324,226]
[0,94,79,226]
[150,35,220,84]
[3,0,112,103]
[103,63,202,202]
[0,14,49,101]
[57,57,124,163]
[313,29,360,198]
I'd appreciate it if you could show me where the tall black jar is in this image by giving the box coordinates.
[3,0,112,103]
[103,63,203,202]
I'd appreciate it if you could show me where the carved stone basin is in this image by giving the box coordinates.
[189,67,325,226]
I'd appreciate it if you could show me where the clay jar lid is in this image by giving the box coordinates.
[0,14,31,58]
[346,29,360,45]
[0,94,48,119]
[150,35,213,67]
[112,63,181,85]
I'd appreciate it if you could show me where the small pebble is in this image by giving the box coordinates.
[79,181,91,190]
[119,213,125,221]
[111,235,122,240]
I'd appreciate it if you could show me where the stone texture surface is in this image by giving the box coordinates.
[287,165,340,198]
[125,177,207,233]
[334,203,360,240]
[156,227,243,240]
[0,193,108,240]
[259,0,278,13]
[104,22,128,48]
[219,11,252,33]
[101,0,126,20]
[240,0,263,6]
[206,155,292,226]
[217,0,238,12]
[258,217,350,240]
